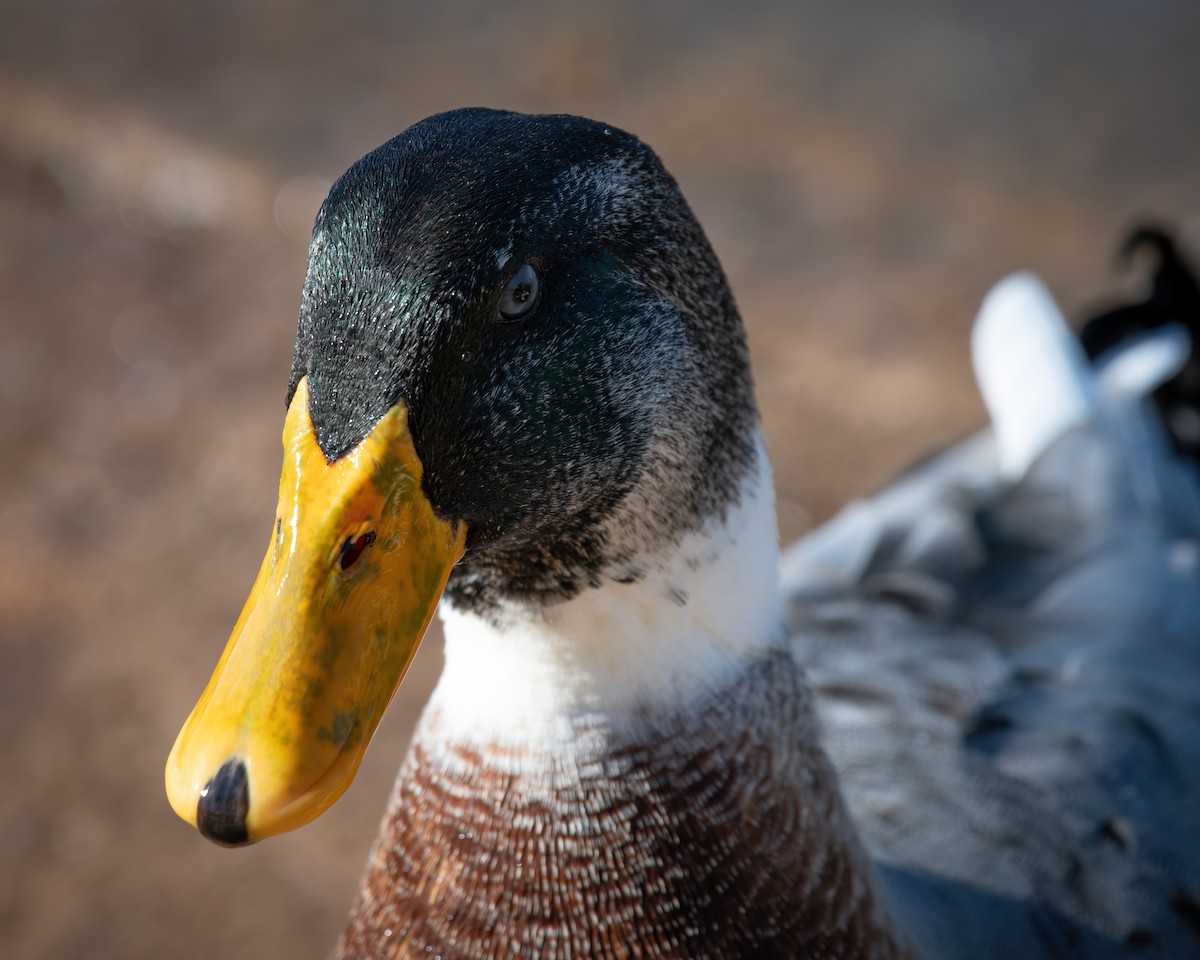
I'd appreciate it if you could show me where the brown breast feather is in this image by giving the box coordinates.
[335,651,912,959]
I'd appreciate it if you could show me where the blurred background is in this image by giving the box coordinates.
[1,1,1197,957]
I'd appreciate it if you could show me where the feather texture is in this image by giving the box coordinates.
[783,279,1200,957]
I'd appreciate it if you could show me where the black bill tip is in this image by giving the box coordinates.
[197,758,251,847]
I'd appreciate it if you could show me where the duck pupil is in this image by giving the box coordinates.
[339,531,377,571]
[498,264,539,320]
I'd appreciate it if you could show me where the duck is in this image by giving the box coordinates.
[164,108,1200,959]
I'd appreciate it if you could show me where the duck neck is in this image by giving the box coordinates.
[337,439,913,959]
[429,435,785,743]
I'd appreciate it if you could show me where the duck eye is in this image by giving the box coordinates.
[497,263,540,321]
[338,530,376,571]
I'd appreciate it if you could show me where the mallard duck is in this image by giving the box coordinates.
[165,109,1200,958]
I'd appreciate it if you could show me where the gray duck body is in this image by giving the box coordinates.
[785,368,1200,956]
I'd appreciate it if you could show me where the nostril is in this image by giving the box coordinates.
[338,530,376,571]
[197,758,250,846]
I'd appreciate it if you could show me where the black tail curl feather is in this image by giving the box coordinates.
[1080,224,1200,460]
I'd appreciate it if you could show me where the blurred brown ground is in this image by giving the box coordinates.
[1,2,1198,957]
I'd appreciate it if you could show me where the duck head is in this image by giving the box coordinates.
[166,108,760,845]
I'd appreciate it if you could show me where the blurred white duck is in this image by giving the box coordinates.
[164,110,1200,958]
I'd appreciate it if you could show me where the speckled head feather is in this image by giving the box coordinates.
[289,109,758,614]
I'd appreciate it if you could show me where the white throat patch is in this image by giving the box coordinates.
[426,433,783,748]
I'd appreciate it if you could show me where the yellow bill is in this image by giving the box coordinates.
[165,377,465,845]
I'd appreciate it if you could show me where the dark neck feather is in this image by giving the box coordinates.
[336,651,912,960]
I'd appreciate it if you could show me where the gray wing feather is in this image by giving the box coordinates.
[782,335,1200,957]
